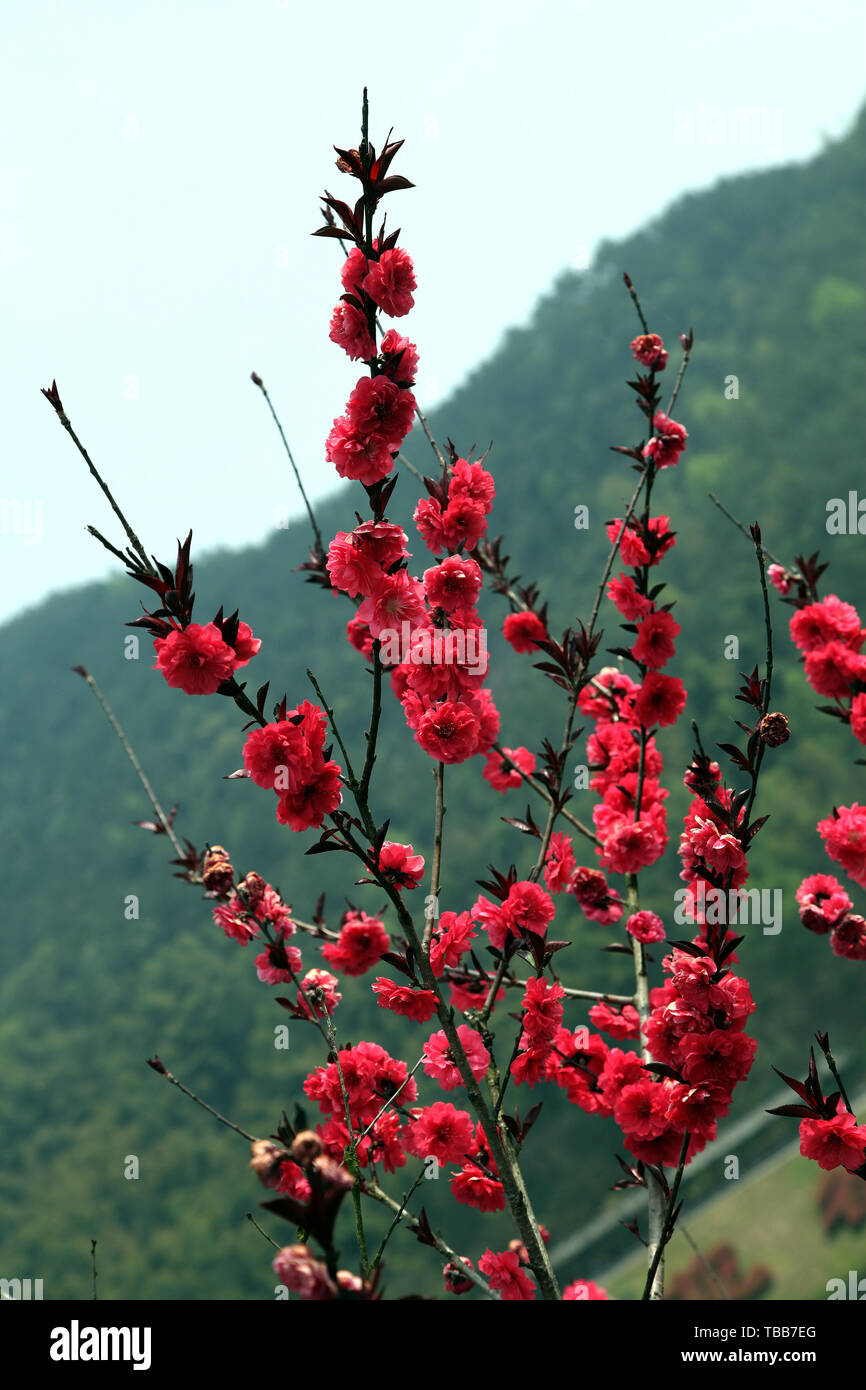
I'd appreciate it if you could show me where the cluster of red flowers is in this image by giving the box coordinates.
[444,1245,606,1302]
[800,1095,866,1173]
[335,511,501,763]
[204,852,345,1013]
[799,1101,866,1173]
[639,940,757,1160]
[242,700,343,830]
[154,619,260,695]
[770,1050,866,1180]
[79,100,866,1303]
[326,244,417,485]
[298,1040,513,1209]
[641,411,688,471]
[514,933,756,1171]
[320,185,505,768]
[510,976,567,1086]
[581,665,675,878]
[773,587,866,958]
[795,871,866,959]
[787,591,866,705]
[273,1243,362,1302]
[305,1040,415,1166]
[233,306,757,1292]
[554,396,685,891]
[678,766,749,894]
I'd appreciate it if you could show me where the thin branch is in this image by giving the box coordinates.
[743,524,774,831]
[622,273,649,334]
[42,382,155,573]
[529,692,580,885]
[359,641,383,804]
[678,1222,732,1301]
[396,450,425,482]
[642,1130,691,1301]
[73,666,187,861]
[708,492,783,569]
[585,468,648,644]
[491,744,598,846]
[85,524,135,567]
[816,1034,854,1115]
[370,1166,427,1269]
[627,871,668,1298]
[306,668,360,795]
[246,1211,282,1251]
[664,337,693,416]
[422,762,445,954]
[364,1179,499,1300]
[523,981,634,1005]
[493,1028,525,1121]
[478,956,509,1025]
[411,402,449,474]
[146,1056,259,1144]
[252,373,325,558]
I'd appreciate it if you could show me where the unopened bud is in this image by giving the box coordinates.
[273,1244,336,1301]
[336,148,360,173]
[249,1138,287,1189]
[238,871,266,906]
[291,1130,323,1166]
[799,904,832,935]
[336,1269,365,1295]
[759,712,790,747]
[202,845,234,897]
[443,1259,475,1295]
[312,1155,354,1191]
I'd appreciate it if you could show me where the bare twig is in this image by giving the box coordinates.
[251,373,325,558]
[422,762,445,954]
[246,1211,282,1251]
[41,382,155,574]
[708,493,783,569]
[146,1056,259,1144]
[73,667,187,862]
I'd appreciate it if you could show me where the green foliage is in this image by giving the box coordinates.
[3,103,866,1300]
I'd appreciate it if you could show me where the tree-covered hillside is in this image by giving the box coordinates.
[2,103,865,1299]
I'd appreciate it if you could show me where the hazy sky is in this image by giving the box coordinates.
[3,0,865,625]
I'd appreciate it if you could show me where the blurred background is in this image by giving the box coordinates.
[2,0,866,1299]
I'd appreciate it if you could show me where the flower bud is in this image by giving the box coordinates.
[273,1244,336,1301]
[758,712,790,747]
[290,1130,323,1166]
[249,1138,287,1188]
[830,914,866,960]
[799,903,833,934]
[767,563,792,596]
[238,871,266,907]
[336,1269,365,1295]
[312,1155,355,1191]
[202,845,234,897]
[443,1258,475,1295]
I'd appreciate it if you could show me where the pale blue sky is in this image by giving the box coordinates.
[3,0,865,624]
